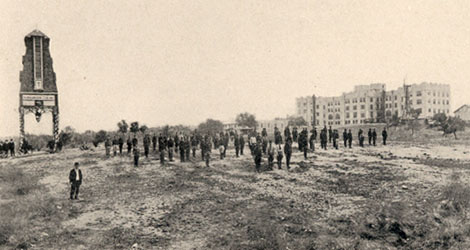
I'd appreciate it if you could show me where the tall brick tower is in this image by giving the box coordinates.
[19,30,59,151]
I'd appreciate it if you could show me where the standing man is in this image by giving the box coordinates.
[118,136,124,156]
[204,136,212,167]
[372,128,377,146]
[274,127,282,145]
[301,128,308,159]
[254,142,263,173]
[284,126,291,141]
[239,134,245,155]
[191,135,198,158]
[343,129,348,148]
[284,138,292,170]
[159,135,167,164]
[133,145,140,167]
[179,138,186,162]
[105,137,111,157]
[358,129,364,147]
[309,131,315,151]
[262,128,268,138]
[69,162,83,200]
[382,128,388,145]
[185,136,191,160]
[152,134,157,152]
[126,136,132,155]
[223,133,229,158]
[276,144,283,170]
[292,127,298,143]
[112,136,118,157]
[332,130,337,149]
[143,134,150,159]
[328,126,333,144]
[167,137,174,162]
[234,133,240,157]
[267,140,275,170]
[9,139,15,157]
[368,128,372,146]
[347,129,353,148]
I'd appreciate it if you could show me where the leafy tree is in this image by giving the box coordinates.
[130,122,140,134]
[443,116,466,139]
[140,125,148,134]
[198,119,224,135]
[117,120,129,134]
[93,130,108,146]
[235,112,258,129]
[430,113,447,128]
[287,116,307,127]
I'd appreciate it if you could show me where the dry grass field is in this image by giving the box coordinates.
[1,128,470,250]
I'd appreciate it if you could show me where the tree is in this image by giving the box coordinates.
[130,122,140,134]
[140,125,148,134]
[430,113,447,128]
[287,116,307,127]
[117,120,129,134]
[198,119,224,135]
[443,117,466,139]
[235,112,258,129]
[93,130,108,146]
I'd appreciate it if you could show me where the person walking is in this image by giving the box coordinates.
[69,162,83,200]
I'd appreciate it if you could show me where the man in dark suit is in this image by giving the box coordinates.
[69,162,83,200]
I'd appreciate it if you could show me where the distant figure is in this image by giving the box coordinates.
[180,138,186,162]
[332,130,339,149]
[254,143,263,173]
[274,127,282,145]
[104,137,111,157]
[219,144,225,160]
[343,129,348,148]
[118,137,124,155]
[126,137,132,155]
[284,138,292,169]
[159,135,167,164]
[368,128,372,145]
[372,129,377,146]
[301,128,308,159]
[234,133,240,157]
[328,126,333,143]
[167,137,174,162]
[262,128,268,137]
[267,140,274,169]
[292,127,298,143]
[112,136,118,157]
[382,128,388,145]
[347,129,353,148]
[143,134,151,158]
[152,134,157,152]
[310,128,317,151]
[276,145,283,169]
[185,137,191,160]
[9,139,15,157]
[284,126,291,141]
[133,146,140,167]
[191,135,198,158]
[69,162,83,200]
[358,129,364,147]
[204,137,211,167]
[239,134,245,155]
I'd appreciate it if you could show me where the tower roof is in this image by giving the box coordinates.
[25,29,48,39]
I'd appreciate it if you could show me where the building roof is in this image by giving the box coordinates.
[454,104,470,113]
[25,29,49,39]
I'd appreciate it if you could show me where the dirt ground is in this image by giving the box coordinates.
[1,137,470,249]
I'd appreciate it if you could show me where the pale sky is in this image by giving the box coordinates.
[1,0,469,136]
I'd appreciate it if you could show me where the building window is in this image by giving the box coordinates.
[353,105,357,110]
[361,113,365,118]
[353,112,357,118]
[360,105,365,109]
[346,113,350,118]
[417,99,422,104]
[370,104,373,110]
[416,91,422,96]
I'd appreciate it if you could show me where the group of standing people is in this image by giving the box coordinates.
[0,139,15,158]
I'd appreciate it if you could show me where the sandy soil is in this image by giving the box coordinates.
[1,139,470,249]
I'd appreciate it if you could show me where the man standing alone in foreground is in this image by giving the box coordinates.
[69,162,83,200]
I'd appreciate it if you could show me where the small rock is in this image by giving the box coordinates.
[401,185,408,190]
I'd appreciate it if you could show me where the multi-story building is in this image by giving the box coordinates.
[256,118,289,135]
[454,105,470,122]
[296,82,451,127]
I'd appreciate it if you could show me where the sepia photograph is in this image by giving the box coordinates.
[1,0,470,249]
